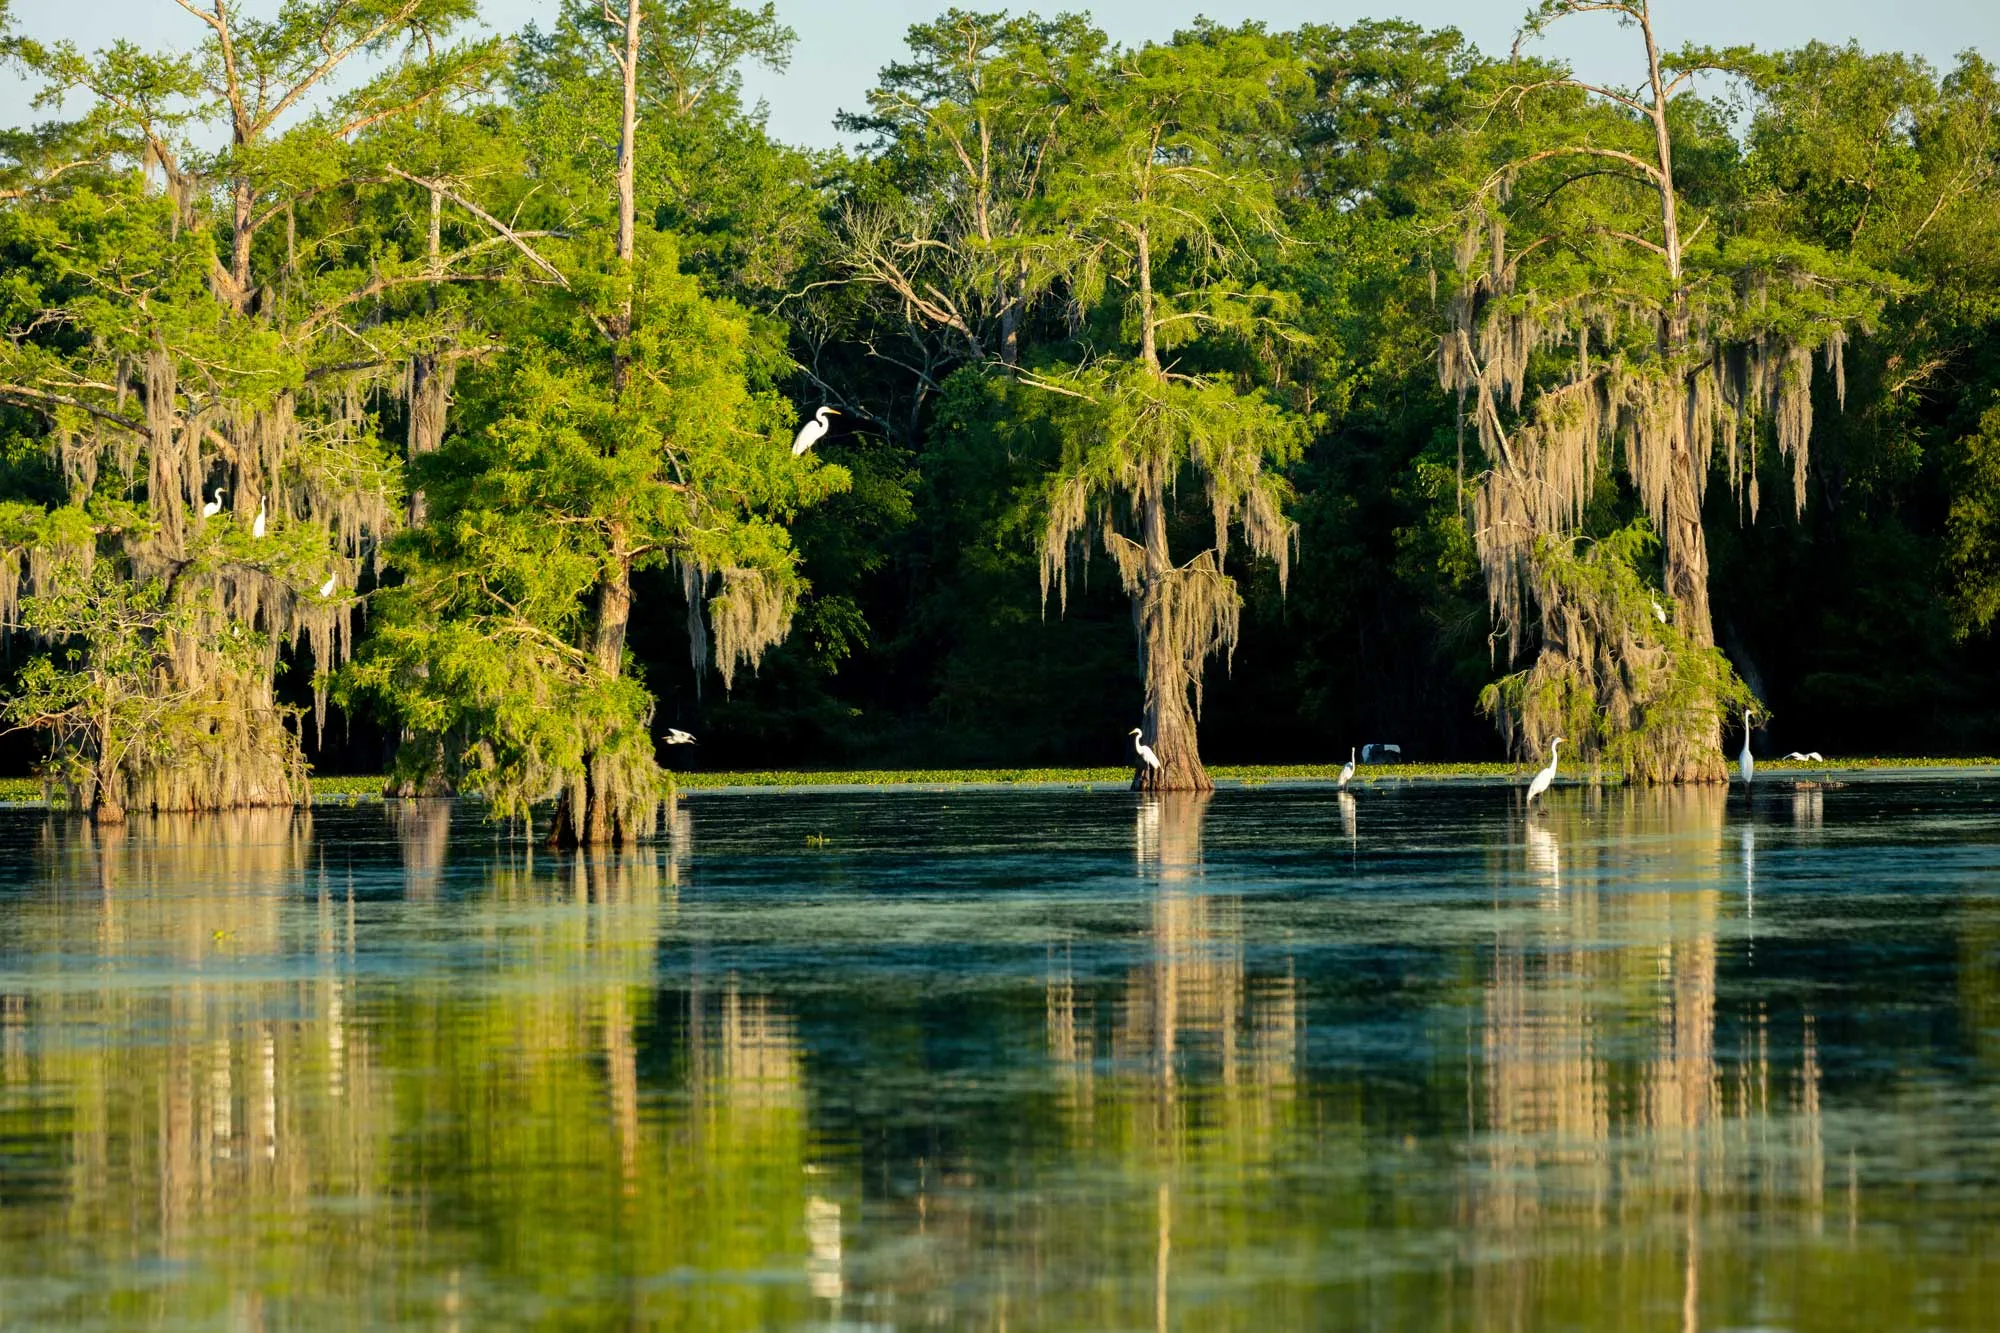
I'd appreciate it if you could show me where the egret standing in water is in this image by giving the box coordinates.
[1739,710,1755,785]
[791,406,840,456]
[1338,746,1356,788]
[1129,728,1162,773]
[1525,737,1564,810]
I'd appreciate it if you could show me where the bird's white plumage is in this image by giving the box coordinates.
[791,406,839,456]
[1129,728,1162,771]
[1337,746,1355,788]
[1651,599,1668,624]
[1782,751,1824,762]
[202,487,224,518]
[664,728,697,745]
[251,499,267,539]
[1739,710,1754,785]
[318,570,337,598]
[1525,737,1564,807]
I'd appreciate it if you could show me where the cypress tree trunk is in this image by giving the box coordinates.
[1659,423,1726,782]
[1133,486,1211,793]
[581,558,634,845]
[1645,10,1725,785]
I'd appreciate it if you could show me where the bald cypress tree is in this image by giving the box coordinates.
[1031,28,1306,791]
[1441,0,1883,780]
[0,0,505,817]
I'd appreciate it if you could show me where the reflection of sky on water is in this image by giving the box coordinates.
[0,779,1993,1328]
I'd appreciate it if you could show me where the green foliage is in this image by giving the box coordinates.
[1480,522,1757,780]
[2,562,303,813]
[3,0,2000,802]
[1947,399,2000,636]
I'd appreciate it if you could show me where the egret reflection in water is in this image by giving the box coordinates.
[0,784,1995,1329]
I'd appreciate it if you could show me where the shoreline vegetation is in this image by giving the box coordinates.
[1,1,1998,830]
[0,759,1993,807]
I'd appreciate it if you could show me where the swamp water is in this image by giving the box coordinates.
[0,779,1995,1329]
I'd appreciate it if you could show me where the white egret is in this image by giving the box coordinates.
[1337,746,1355,788]
[1781,750,1824,762]
[1651,599,1668,624]
[1129,728,1162,772]
[1739,711,1754,785]
[251,498,267,539]
[1525,737,1564,809]
[202,487,225,518]
[664,728,697,745]
[791,406,840,456]
[317,570,337,598]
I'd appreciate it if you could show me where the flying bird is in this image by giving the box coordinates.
[1526,737,1564,809]
[1338,746,1356,788]
[791,406,840,456]
[1739,710,1755,785]
[1129,727,1162,772]
[318,570,337,598]
[664,728,697,745]
[203,487,225,518]
[252,498,267,539]
[1782,751,1824,762]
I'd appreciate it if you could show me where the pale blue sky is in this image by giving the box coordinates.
[7,1,1997,148]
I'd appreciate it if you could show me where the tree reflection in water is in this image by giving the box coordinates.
[1474,788,1828,1331]
[0,809,828,1329]
[0,788,1994,1329]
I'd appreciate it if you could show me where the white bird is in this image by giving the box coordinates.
[664,728,697,745]
[1651,599,1668,624]
[1739,710,1755,785]
[318,570,337,598]
[1338,746,1356,788]
[202,487,225,518]
[791,406,840,456]
[1129,727,1162,772]
[1525,737,1564,809]
[1782,751,1824,762]
[251,498,267,539]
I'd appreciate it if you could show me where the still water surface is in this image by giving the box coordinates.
[0,780,1996,1329]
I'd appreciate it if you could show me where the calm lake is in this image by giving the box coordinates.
[0,779,1995,1329]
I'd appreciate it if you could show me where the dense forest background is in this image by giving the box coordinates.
[2,0,1999,790]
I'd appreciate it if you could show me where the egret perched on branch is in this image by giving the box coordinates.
[792,406,840,456]
[1739,711,1755,785]
[1129,728,1162,772]
[664,728,697,745]
[252,498,267,539]
[1525,737,1564,809]
[1651,599,1668,624]
[203,487,224,518]
[317,570,337,598]
[1337,746,1355,788]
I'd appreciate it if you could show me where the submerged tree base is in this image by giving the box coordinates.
[1133,762,1215,793]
